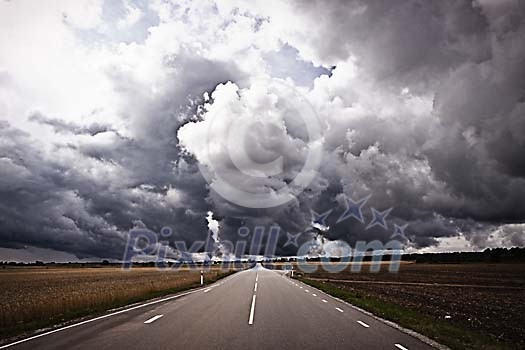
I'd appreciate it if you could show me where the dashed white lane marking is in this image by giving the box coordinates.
[4,270,255,348]
[254,282,258,292]
[0,286,207,349]
[300,286,303,289]
[312,293,317,297]
[144,315,164,324]
[335,307,344,313]
[394,344,409,350]
[256,274,259,282]
[305,289,309,293]
[203,288,211,293]
[357,320,370,328]
[248,294,257,325]
[322,299,328,303]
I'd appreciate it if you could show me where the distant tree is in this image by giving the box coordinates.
[101,259,110,266]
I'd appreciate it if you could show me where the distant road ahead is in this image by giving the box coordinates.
[2,265,436,350]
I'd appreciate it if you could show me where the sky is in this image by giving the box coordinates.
[0,0,524,262]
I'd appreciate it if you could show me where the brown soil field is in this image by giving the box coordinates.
[297,262,525,348]
[0,266,232,340]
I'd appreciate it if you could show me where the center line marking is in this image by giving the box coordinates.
[312,293,317,297]
[394,344,409,350]
[357,320,370,328]
[335,307,344,313]
[322,299,328,303]
[254,282,258,292]
[248,295,257,325]
[144,315,163,324]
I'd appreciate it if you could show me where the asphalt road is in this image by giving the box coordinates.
[2,265,437,350]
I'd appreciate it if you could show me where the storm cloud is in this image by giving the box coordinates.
[0,0,524,260]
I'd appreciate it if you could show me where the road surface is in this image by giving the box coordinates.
[1,265,437,350]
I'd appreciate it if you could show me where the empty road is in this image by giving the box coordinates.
[2,265,437,350]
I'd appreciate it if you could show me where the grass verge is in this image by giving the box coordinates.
[298,278,516,350]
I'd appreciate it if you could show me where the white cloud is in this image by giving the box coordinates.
[117,0,143,30]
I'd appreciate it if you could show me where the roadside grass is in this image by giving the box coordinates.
[298,278,516,350]
[0,269,236,343]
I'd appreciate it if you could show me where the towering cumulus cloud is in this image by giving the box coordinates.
[0,0,524,260]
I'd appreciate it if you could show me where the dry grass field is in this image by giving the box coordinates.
[296,262,525,349]
[0,266,234,340]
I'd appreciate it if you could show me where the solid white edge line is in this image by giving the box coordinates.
[0,289,197,349]
[394,344,409,350]
[335,307,344,313]
[357,320,370,328]
[144,315,164,324]
[248,294,257,325]
[0,270,245,350]
[291,277,446,350]
[204,288,211,293]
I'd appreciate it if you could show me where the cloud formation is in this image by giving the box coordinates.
[0,0,524,260]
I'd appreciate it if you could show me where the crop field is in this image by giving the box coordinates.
[0,266,234,341]
[297,262,525,349]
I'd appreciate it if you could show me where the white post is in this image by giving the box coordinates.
[291,268,294,278]
[200,270,204,285]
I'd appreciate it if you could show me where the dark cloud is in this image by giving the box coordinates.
[29,112,118,136]
[289,0,492,85]
[241,0,525,250]
[190,0,525,253]
[0,49,242,259]
[1,0,524,260]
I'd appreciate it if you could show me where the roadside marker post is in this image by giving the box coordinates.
[200,270,204,285]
